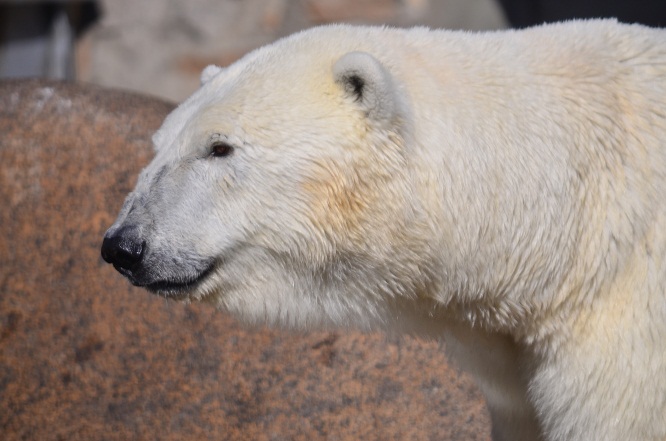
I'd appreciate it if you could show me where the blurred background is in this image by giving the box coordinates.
[1,0,662,103]
[1,0,505,102]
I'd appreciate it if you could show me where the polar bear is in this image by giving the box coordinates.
[101,20,666,441]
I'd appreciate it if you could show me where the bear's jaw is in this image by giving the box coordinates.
[140,260,218,299]
[142,263,215,297]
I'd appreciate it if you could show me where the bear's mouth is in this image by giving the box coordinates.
[139,261,217,298]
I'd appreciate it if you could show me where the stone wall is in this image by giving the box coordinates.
[78,0,506,101]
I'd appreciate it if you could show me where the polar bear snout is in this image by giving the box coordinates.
[101,225,146,277]
[101,220,217,297]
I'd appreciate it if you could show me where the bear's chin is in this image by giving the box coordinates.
[135,260,217,300]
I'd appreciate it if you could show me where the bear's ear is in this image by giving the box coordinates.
[333,51,397,122]
[200,64,223,85]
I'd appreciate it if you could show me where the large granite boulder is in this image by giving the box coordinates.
[0,79,490,441]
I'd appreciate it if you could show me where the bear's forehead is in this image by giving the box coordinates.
[153,25,397,152]
[156,75,351,152]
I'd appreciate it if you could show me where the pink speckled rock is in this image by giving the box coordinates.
[0,79,490,441]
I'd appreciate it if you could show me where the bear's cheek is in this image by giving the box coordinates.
[300,170,374,243]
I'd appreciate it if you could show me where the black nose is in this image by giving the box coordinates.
[101,226,145,271]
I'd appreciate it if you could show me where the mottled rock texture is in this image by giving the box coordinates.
[0,79,490,441]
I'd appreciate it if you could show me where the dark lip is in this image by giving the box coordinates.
[138,261,217,297]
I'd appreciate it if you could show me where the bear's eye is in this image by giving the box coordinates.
[209,141,234,158]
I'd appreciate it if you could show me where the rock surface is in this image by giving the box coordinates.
[0,79,491,441]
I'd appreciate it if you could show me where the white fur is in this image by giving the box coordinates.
[200,64,223,85]
[110,20,666,441]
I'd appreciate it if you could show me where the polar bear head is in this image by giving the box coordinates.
[101,27,438,330]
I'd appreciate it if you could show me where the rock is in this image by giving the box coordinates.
[0,79,490,441]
